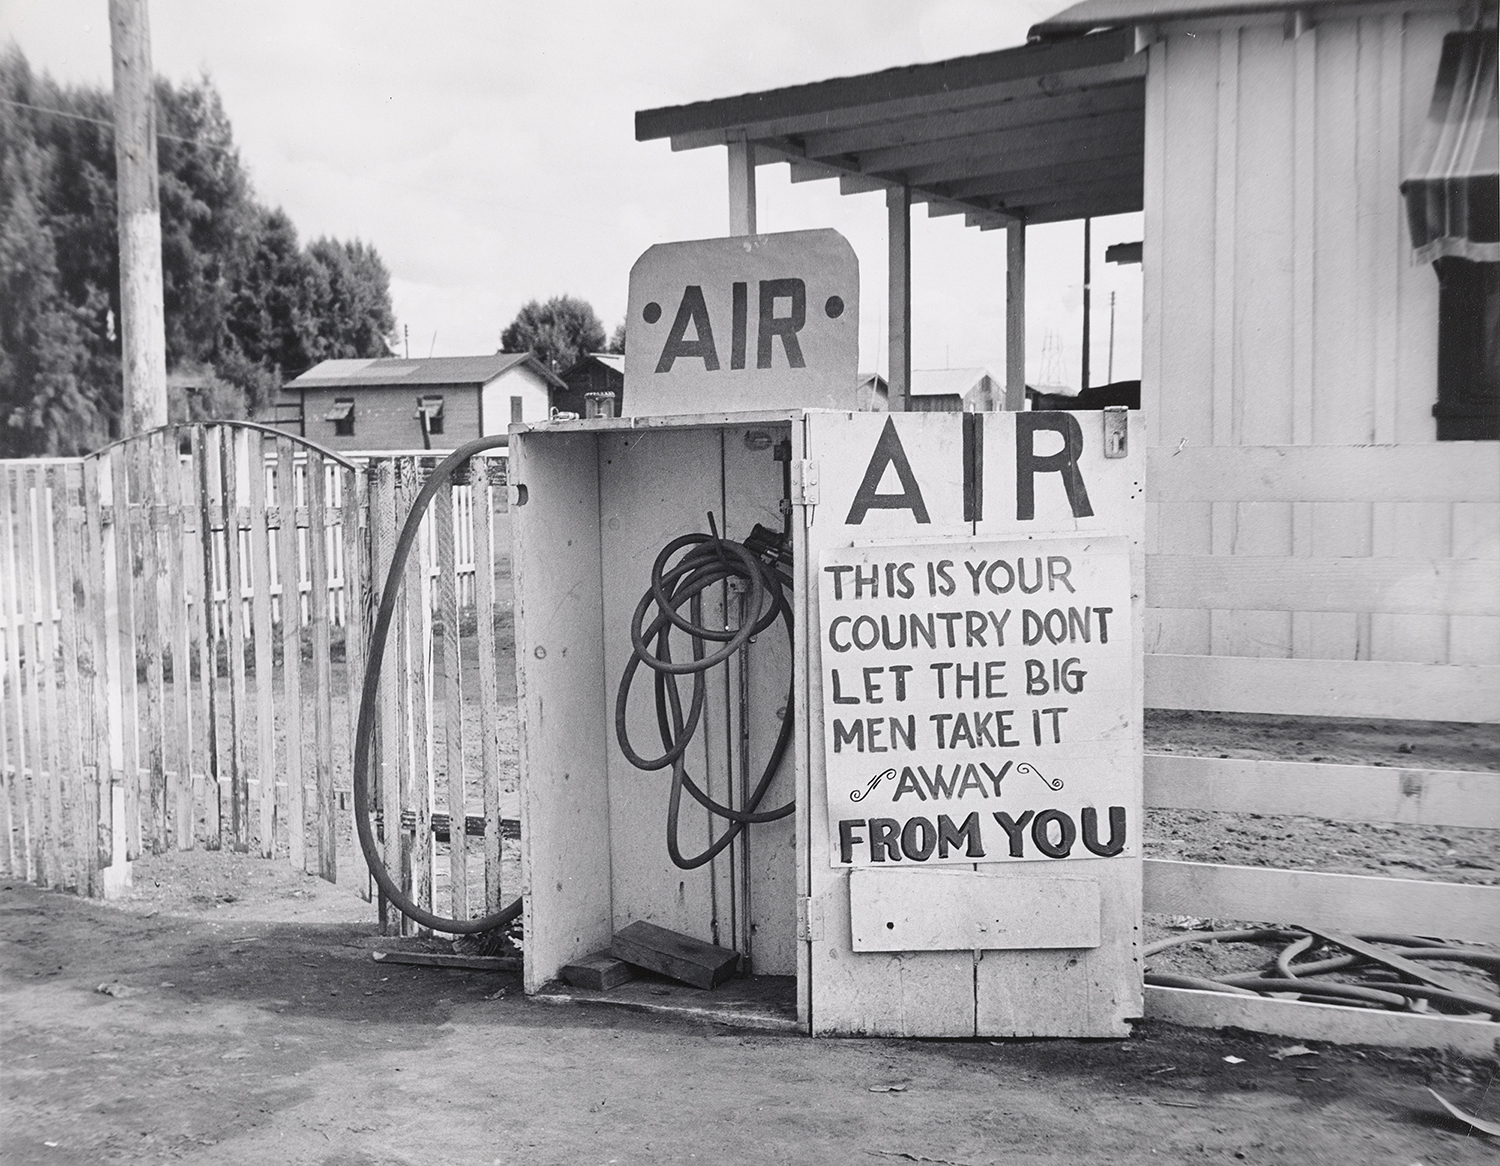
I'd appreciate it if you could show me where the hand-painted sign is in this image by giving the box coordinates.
[820,535,1134,868]
[625,229,859,416]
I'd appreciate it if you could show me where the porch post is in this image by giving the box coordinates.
[727,135,757,236]
[1005,221,1027,410]
[887,186,911,412]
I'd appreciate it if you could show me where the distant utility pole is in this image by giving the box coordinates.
[110,0,168,435]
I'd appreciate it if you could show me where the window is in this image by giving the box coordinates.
[324,398,355,437]
[416,394,445,436]
[1400,31,1499,440]
[510,395,524,424]
[1434,259,1499,440]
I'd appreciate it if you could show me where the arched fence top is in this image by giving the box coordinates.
[85,420,359,472]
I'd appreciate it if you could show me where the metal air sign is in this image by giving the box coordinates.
[625,229,859,415]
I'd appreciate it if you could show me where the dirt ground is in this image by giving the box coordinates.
[4,849,1498,1166]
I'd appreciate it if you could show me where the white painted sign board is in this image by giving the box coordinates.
[625,230,859,416]
[819,534,1135,869]
[800,409,1144,1037]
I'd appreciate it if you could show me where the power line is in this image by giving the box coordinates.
[0,96,232,152]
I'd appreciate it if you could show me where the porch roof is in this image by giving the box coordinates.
[634,27,1145,229]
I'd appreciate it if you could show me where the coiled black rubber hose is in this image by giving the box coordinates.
[354,435,521,934]
[615,527,796,869]
[1145,927,1500,1017]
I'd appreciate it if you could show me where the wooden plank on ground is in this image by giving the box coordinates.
[1144,859,1500,945]
[246,431,276,857]
[218,428,250,849]
[560,951,635,991]
[161,432,193,850]
[275,441,306,871]
[81,458,112,872]
[435,471,467,919]
[611,921,740,990]
[401,457,433,920]
[1148,445,1500,505]
[1145,654,1500,724]
[49,464,87,890]
[472,456,504,914]
[191,429,223,845]
[370,949,519,972]
[1301,926,1498,1001]
[1147,555,1499,617]
[1146,985,1500,1057]
[1144,754,1500,829]
[306,452,337,882]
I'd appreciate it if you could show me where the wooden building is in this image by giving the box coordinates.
[636,0,1498,671]
[288,354,565,452]
[556,352,625,417]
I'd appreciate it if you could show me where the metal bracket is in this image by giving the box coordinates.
[1103,406,1128,459]
[796,896,823,941]
[790,459,819,507]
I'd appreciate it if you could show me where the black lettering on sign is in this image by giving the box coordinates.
[846,417,931,525]
[655,285,720,373]
[730,281,748,370]
[757,278,807,369]
[1016,412,1094,520]
[937,812,985,858]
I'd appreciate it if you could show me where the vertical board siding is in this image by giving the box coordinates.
[0,433,518,925]
[1148,13,1492,668]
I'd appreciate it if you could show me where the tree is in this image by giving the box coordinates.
[500,295,605,372]
[0,47,398,453]
[607,321,626,354]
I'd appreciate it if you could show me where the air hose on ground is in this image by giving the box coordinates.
[1145,928,1500,1017]
[614,521,796,869]
[353,434,521,935]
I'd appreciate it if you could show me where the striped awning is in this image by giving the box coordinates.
[1401,31,1499,265]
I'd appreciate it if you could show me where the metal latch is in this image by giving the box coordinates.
[796,896,823,941]
[1103,406,1128,458]
[790,459,819,506]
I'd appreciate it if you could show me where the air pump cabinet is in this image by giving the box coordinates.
[510,405,1146,1038]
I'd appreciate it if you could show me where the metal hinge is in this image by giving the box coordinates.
[796,896,823,941]
[790,459,819,507]
[1103,406,1128,458]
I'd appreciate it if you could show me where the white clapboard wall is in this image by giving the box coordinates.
[1141,442,1500,1056]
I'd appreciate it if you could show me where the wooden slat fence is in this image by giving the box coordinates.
[1142,442,1500,1055]
[0,425,515,935]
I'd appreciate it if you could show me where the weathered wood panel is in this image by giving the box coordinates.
[1147,555,1498,617]
[1146,986,1500,1057]
[1144,859,1500,945]
[1146,654,1499,723]
[1144,754,1500,829]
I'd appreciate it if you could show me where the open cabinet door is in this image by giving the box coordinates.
[798,409,1145,1037]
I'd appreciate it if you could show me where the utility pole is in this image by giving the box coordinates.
[1080,217,1091,393]
[110,0,167,435]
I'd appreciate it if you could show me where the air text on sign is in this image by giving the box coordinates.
[625,229,859,416]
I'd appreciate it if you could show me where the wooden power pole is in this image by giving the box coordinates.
[110,0,168,436]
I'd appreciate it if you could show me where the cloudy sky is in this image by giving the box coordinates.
[4,0,1142,389]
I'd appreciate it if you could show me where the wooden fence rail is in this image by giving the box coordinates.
[0,425,514,934]
[1142,442,1500,1056]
